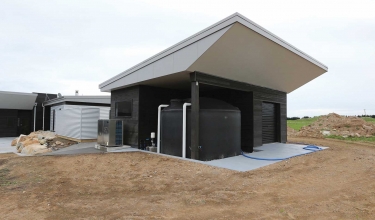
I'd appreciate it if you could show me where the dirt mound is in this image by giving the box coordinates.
[10,131,77,155]
[290,113,375,138]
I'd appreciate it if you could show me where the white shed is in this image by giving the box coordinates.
[44,95,110,142]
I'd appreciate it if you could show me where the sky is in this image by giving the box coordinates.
[1,0,374,117]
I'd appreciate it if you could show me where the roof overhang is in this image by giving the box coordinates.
[99,12,328,93]
[44,96,111,106]
[0,91,38,110]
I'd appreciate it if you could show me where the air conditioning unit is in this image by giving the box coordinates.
[97,119,123,146]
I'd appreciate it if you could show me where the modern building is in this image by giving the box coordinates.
[0,91,57,137]
[43,95,110,142]
[99,13,328,160]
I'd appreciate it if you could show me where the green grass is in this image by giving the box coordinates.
[287,117,319,131]
[326,135,375,142]
[362,117,375,124]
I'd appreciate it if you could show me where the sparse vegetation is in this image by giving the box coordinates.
[363,117,375,124]
[326,135,375,142]
[287,117,319,131]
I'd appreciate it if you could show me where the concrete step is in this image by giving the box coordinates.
[94,144,132,152]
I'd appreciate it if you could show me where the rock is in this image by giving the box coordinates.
[55,141,62,145]
[363,125,373,130]
[355,133,361,137]
[11,138,18,146]
[16,142,24,153]
[51,144,56,147]
[21,144,50,155]
[321,130,330,136]
[19,136,27,142]
[46,137,54,141]
[342,135,348,138]
[39,139,47,145]
[365,134,372,138]
[341,131,350,135]
[37,134,45,140]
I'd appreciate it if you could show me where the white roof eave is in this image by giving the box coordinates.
[99,12,328,91]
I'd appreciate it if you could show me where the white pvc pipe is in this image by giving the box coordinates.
[182,103,191,158]
[157,104,169,153]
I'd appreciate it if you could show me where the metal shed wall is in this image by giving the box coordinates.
[54,108,100,140]
[50,104,109,130]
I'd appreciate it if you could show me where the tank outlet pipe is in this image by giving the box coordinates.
[157,104,169,154]
[33,103,37,132]
[182,103,191,158]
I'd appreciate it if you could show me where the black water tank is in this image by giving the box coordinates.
[160,97,241,161]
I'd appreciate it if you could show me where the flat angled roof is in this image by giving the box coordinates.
[0,91,38,110]
[99,12,328,93]
[44,95,110,106]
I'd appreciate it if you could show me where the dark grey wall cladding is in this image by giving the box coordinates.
[111,86,140,147]
[138,86,189,148]
[0,109,18,137]
[193,72,287,148]
[253,89,287,147]
[111,85,189,148]
[110,79,287,149]
[34,93,57,131]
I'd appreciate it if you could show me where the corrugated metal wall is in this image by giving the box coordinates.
[55,108,82,139]
[50,104,109,130]
[51,105,103,140]
[81,108,100,139]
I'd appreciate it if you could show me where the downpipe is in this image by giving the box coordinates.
[42,102,45,131]
[33,103,37,132]
[157,104,169,154]
[182,103,191,158]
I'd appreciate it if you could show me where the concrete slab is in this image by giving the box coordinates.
[0,137,17,154]
[110,143,327,172]
[43,142,101,156]
[204,143,327,172]
[42,143,139,156]
[33,141,327,172]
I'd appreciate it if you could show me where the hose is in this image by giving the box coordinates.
[241,145,322,161]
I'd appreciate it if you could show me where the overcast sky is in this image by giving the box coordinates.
[1,0,374,117]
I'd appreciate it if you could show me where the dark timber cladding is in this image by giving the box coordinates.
[192,71,286,148]
[190,80,200,160]
[111,85,189,147]
[262,102,277,143]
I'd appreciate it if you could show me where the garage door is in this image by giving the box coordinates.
[262,102,276,144]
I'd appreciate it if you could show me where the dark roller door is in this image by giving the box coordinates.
[262,102,276,144]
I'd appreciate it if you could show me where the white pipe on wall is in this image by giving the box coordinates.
[182,103,191,158]
[157,104,169,154]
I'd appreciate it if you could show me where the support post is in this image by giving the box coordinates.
[190,78,200,160]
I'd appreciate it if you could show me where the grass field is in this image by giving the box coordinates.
[362,117,375,124]
[287,117,319,131]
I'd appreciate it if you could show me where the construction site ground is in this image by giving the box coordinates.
[1,137,375,219]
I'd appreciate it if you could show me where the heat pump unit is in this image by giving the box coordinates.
[97,119,123,146]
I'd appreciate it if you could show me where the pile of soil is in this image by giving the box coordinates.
[10,131,77,155]
[289,113,375,138]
